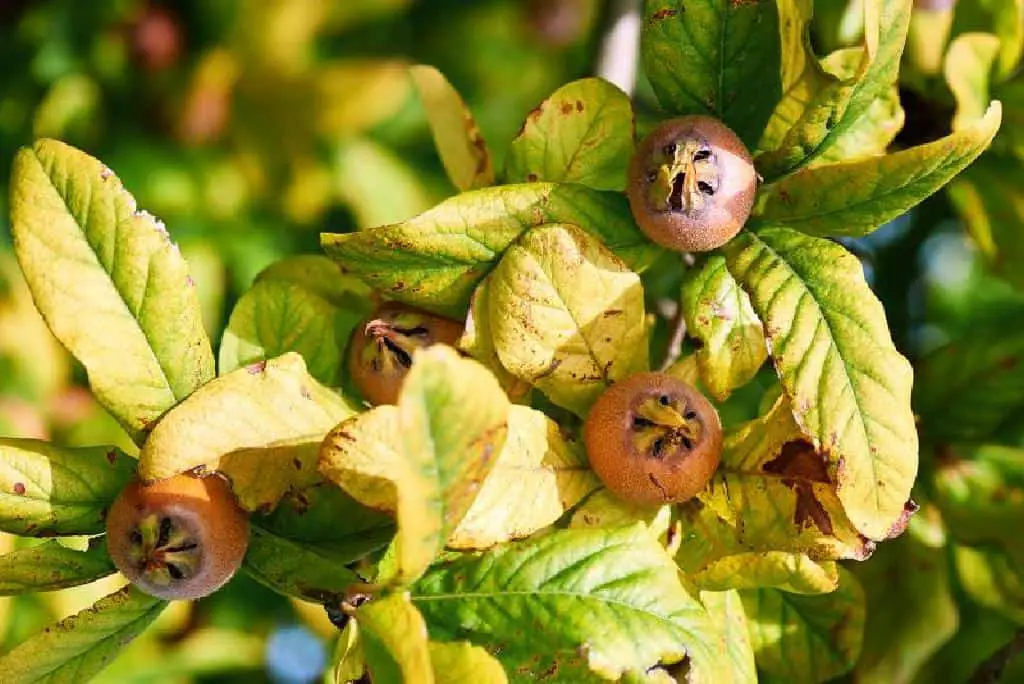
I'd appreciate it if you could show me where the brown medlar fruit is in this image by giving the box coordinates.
[583,372,723,506]
[626,115,757,252]
[105,472,249,600]
[348,302,464,405]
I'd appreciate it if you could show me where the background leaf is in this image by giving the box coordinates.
[139,353,358,511]
[505,77,634,191]
[0,584,166,683]
[0,537,114,594]
[488,223,648,417]
[413,524,719,682]
[641,0,782,148]
[945,33,1001,131]
[722,228,918,540]
[0,440,135,536]
[9,139,214,444]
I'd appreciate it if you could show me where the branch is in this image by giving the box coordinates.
[596,0,642,95]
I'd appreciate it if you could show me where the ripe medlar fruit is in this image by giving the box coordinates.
[627,115,757,252]
[583,372,723,506]
[348,301,464,405]
[105,473,249,600]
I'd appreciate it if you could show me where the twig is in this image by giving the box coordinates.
[969,629,1024,684]
[659,305,688,371]
[596,0,642,95]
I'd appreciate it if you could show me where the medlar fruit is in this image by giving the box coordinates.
[105,472,249,600]
[627,115,757,252]
[583,372,722,506]
[348,301,464,405]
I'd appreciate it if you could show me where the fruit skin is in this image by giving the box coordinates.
[105,473,249,601]
[348,301,464,405]
[583,372,723,506]
[627,116,757,253]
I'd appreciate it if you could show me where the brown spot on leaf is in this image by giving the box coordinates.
[299,385,312,400]
[652,8,678,20]
[793,485,833,534]
[763,439,831,483]
[527,173,538,182]
[246,360,267,374]
[561,102,574,115]
[106,449,118,464]
[884,499,919,539]
[292,458,303,471]
[575,100,584,112]
[13,482,25,495]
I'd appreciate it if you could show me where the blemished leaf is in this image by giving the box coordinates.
[359,593,433,684]
[138,353,359,511]
[944,33,1001,131]
[385,346,510,586]
[320,406,404,514]
[680,255,768,401]
[9,139,214,444]
[913,324,1024,443]
[505,77,634,191]
[641,0,782,149]
[429,641,508,684]
[334,137,438,229]
[812,47,905,166]
[412,525,719,682]
[700,590,757,684]
[0,538,115,594]
[448,405,600,549]
[690,552,840,595]
[722,228,918,540]
[0,440,135,536]
[321,183,659,318]
[947,154,1024,290]
[242,525,364,603]
[753,102,1001,237]
[741,567,866,683]
[410,65,494,191]
[488,223,648,417]
[756,0,912,179]
[953,544,1024,623]
[458,275,533,401]
[674,396,874,580]
[218,259,371,385]
[0,584,166,683]
[851,520,958,684]
[570,488,673,540]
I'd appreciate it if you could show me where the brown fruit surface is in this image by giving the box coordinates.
[627,115,757,252]
[106,473,249,600]
[348,302,464,405]
[583,372,722,506]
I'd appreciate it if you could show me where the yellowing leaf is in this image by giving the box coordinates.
[359,593,434,683]
[505,77,634,190]
[319,406,403,514]
[570,488,673,540]
[9,139,214,443]
[139,353,358,511]
[488,223,648,417]
[448,406,600,549]
[386,346,509,586]
[945,33,1002,131]
[700,590,757,684]
[722,228,918,540]
[410,65,494,191]
[691,552,839,594]
[429,641,508,684]
[458,275,532,402]
[681,255,768,401]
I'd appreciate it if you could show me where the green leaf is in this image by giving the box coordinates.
[700,590,757,684]
[9,139,214,444]
[851,522,958,684]
[138,353,358,511]
[488,223,648,417]
[0,584,166,683]
[932,444,1024,548]
[641,0,782,148]
[321,183,659,318]
[910,602,1020,684]
[412,524,719,682]
[756,0,912,178]
[753,101,1001,237]
[241,525,364,603]
[505,78,634,191]
[410,65,494,191]
[945,33,1001,130]
[680,255,768,401]
[954,544,1024,623]
[914,325,1024,442]
[741,567,866,683]
[334,137,438,229]
[429,641,508,684]
[448,405,600,549]
[947,154,1024,290]
[359,592,433,684]
[0,538,115,594]
[690,552,839,595]
[384,346,509,586]
[722,228,918,540]
[218,257,372,385]
[674,396,873,580]
[0,439,135,536]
